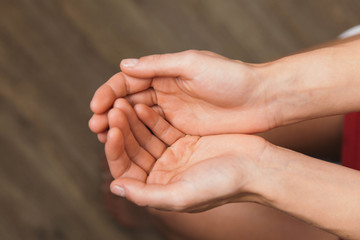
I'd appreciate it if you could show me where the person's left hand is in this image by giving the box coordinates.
[89,51,277,138]
[105,99,267,212]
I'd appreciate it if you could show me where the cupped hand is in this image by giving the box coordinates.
[89,50,276,136]
[104,99,267,212]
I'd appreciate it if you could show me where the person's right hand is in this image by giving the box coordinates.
[105,99,268,212]
[89,50,277,136]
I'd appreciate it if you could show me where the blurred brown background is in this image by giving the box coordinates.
[1,0,360,239]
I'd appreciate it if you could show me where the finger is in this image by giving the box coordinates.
[151,105,165,118]
[135,104,185,145]
[97,131,108,143]
[88,113,108,133]
[105,128,147,181]
[110,178,189,211]
[120,50,197,79]
[90,72,152,114]
[113,98,166,158]
[125,88,157,107]
[108,108,156,173]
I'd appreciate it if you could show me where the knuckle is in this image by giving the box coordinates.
[199,50,218,57]
[184,49,198,55]
[183,49,200,63]
[112,72,123,79]
[147,54,163,63]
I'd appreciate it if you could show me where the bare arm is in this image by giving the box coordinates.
[90,36,360,138]
[105,103,360,239]
[252,144,360,240]
[263,36,360,127]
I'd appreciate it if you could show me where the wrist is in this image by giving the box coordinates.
[230,137,279,205]
[257,41,360,127]
[249,142,289,207]
[241,141,300,208]
[261,50,336,127]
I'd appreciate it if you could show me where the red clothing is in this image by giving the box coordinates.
[339,112,360,240]
[342,112,360,170]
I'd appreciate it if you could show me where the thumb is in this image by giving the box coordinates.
[120,50,199,79]
[110,178,189,211]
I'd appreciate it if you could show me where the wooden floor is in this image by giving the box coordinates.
[1,0,360,239]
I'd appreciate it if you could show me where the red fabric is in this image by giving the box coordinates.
[339,113,360,240]
[341,112,360,170]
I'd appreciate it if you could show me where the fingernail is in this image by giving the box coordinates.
[121,58,138,67]
[112,185,126,197]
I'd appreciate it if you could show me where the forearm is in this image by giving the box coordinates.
[253,144,360,239]
[261,36,360,126]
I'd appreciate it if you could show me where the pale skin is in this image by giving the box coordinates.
[89,51,275,136]
[103,99,339,240]
[89,36,360,239]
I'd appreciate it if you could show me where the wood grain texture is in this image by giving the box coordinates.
[1,0,360,239]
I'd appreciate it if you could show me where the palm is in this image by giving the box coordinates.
[114,131,265,212]
[146,135,254,211]
[102,100,265,211]
[146,136,245,211]
[146,135,226,185]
